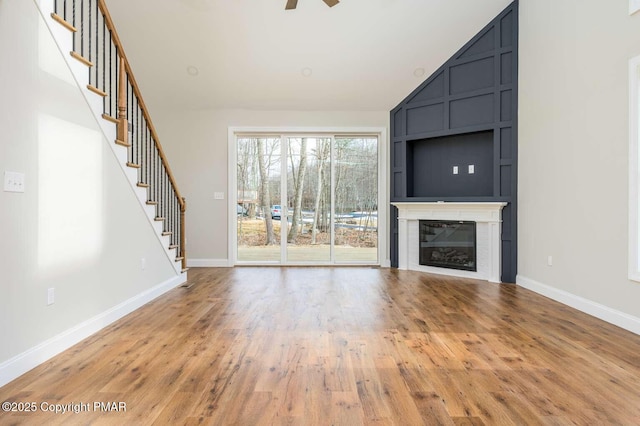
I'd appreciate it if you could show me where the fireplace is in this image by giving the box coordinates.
[391,202,506,282]
[419,220,476,271]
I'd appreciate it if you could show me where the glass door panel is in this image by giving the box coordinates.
[333,137,378,263]
[286,137,331,262]
[237,137,282,262]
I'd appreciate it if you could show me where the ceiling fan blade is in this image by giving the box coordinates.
[285,0,298,9]
[323,0,339,6]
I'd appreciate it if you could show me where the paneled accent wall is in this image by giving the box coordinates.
[390,1,518,282]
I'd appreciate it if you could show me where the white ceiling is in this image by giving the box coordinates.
[104,0,513,112]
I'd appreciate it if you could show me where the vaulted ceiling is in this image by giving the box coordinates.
[104,0,513,112]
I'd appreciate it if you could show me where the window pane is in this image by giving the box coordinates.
[286,137,331,262]
[237,137,282,262]
[333,137,378,263]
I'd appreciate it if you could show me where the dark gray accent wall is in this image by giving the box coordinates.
[390,1,518,283]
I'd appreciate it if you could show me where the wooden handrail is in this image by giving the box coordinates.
[97,0,185,210]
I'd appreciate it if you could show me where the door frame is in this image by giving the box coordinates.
[228,126,388,266]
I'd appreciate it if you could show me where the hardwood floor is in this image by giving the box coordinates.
[2,267,640,425]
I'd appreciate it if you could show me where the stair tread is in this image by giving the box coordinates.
[137,182,149,188]
[154,217,165,221]
[87,84,107,97]
[175,257,185,261]
[162,231,173,236]
[126,162,141,168]
[168,245,178,249]
[102,113,118,124]
[146,201,158,205]
[51,13,77,32]
[115,139,131,147]
[70,51,93,67]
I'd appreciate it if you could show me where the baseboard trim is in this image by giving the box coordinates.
[516,275,640,336]
[187,258,232,268]
[0,273,186,388]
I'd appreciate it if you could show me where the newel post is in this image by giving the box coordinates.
[117,56,128,144]
[181,197,187,271]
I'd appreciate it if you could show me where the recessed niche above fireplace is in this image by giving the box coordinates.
[407,130,494,198]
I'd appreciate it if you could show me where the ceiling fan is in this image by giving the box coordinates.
[285,0,339,10]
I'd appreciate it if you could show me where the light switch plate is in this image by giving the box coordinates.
[4,171,25,193]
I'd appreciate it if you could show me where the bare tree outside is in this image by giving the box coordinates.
[287,138,308,243]
[237,139,258,236]
[257,138,277,245]
[311,139,330,245]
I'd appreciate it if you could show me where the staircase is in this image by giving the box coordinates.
[36,0,187,274]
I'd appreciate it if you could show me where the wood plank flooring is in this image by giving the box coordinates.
[2,267,640,425]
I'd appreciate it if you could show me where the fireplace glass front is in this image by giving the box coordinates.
[419,220,476,271]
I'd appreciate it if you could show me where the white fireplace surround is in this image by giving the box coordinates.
[392,202,507,283]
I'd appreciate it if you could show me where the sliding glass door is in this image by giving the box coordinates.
[236,134,378,264]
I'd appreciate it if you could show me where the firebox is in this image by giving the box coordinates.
[419,220,476,272]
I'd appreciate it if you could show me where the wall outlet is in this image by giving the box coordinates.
[4,171,25,193]
[547,256,553,266]
[468,164,475,174]
[47,288,55,305]
[214,192,225,200]
[452,166,459,175]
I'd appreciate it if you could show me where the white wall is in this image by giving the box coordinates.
[154,109,389,265]
[518,0,640,329]
[0,0,179,384]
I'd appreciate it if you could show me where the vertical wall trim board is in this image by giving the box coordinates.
[510,0,519,284]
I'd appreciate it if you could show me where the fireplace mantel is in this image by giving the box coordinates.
[392,202,507,282]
